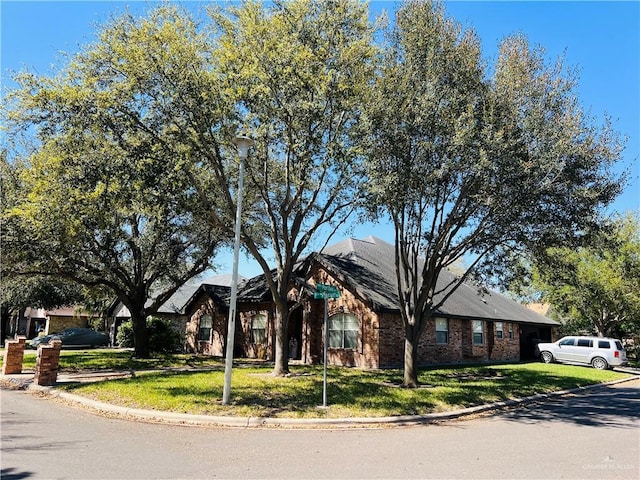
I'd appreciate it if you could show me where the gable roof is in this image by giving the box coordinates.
[182,283,232,314]
[236,270,277,303]
[158,274,242,314]
[172,275,242,315]
[156,281,202,314]
[317,236,558,326]
[107,275,241,317]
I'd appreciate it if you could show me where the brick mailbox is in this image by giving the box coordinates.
[2,336,28,375]
[34,339,63,386]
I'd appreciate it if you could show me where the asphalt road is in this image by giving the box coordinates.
[2,379,638,480]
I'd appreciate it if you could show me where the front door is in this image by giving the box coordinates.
[287,307,303,361]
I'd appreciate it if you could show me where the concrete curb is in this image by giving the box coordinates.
[8,375,636,429]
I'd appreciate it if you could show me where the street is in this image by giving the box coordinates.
[2,379,638,480]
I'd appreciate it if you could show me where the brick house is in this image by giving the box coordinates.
[106,275,241,347]
[184,236,559,368]
[23,306,101,338]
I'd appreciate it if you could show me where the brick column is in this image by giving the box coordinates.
[34,339,63,386]
[2,336,27,375]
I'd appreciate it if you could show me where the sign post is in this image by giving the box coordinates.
[313,283,340,408]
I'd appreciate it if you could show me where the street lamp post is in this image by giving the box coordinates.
[222,134,254,406]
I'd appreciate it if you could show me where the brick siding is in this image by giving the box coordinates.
[185,292,227,356]
[185,265,546,369]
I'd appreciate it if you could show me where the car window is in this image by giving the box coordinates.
[576,338,592,347]
[598,340,610,349]
[559,338,575,346]
[615,340,624,350]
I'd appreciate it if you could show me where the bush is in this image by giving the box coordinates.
[147,317,183,354]
[116,321,135,348]
[116,317,182,354]
[88,316,107,332]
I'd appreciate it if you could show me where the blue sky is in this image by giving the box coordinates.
[2,1,638,278]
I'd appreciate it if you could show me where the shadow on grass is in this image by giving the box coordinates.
[55,351,226,372]
[60,362,637,420]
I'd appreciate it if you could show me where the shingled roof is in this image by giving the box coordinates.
[153,275,239,315]
[317,236,558,326]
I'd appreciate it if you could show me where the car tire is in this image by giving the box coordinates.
[540,351,554,364]
[591,356,609,370]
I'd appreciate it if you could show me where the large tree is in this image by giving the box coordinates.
[362,0,624,386]
[2,6,228,357]
[527,213,640,338]
[200,0,376,375]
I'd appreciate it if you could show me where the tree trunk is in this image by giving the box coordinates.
[403,332,420,388]
[131,313,150,358]
[594,308,609,338]
[1,305,10,346]
[271,303,290,376]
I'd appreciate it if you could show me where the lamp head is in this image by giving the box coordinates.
[233,135,254,159]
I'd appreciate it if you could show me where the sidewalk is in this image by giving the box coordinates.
[2,368,638,429]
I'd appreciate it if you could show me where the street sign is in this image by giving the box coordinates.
[313,283,341,408]
[313,283,340,299]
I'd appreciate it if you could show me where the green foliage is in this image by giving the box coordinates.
[531,212,640,337]
[1,0,628,372]
[117,317,182,354]
[116,321,135,348]
[147,317,183,354]
[202,0,377,375]
[360,0,624,386]
[3,4,228,357]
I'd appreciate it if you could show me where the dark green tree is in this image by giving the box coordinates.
[201,0,376,375]
[362,0,624,386]
[528,213,640,338]
[2,6,229,358]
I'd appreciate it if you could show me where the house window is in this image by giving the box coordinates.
[329,313,358,349]
[198,315,212,341]
[435,318,449,344]
[508,323,514,339]
[251,314,267,344]
[472,320,484,345]
[495,322,504,340]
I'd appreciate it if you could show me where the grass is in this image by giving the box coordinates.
[60,360,632,418]
[2,349,632,418]
[4,348,226,371]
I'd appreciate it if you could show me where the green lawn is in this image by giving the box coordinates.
[2,349,631,418]
[5,348,226,371]
[60,360,631,419]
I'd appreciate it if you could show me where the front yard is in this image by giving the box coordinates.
[3,350,630,419]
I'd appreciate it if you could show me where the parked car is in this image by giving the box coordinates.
[30,328,109,349]
[537,336,627,370]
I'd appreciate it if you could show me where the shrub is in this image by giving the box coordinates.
[88,316,107,332]
[147,317,183,354]
[115,318,182,354]
[116,321,135,348]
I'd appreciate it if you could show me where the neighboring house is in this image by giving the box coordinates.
[183,284,231,356]
[184,236,559,368]
[106,275,242,347]
[527,303,551,316]
[23,306,101,338]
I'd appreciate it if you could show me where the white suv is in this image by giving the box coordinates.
[537,336,628,370]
